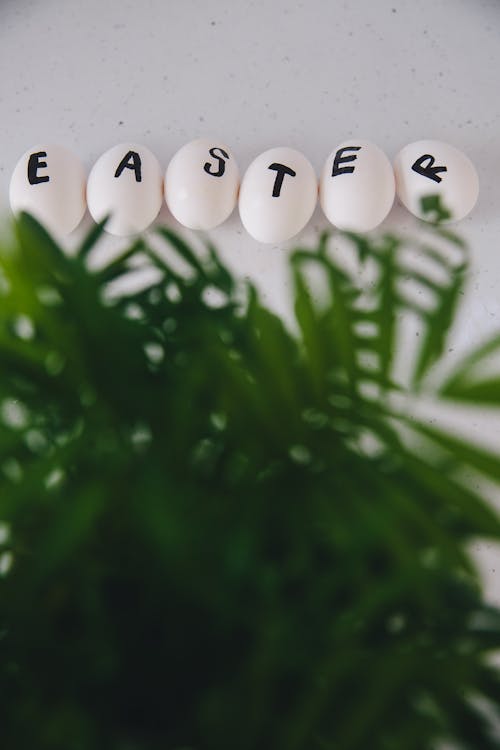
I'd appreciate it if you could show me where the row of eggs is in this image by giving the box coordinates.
[9,139,479,243]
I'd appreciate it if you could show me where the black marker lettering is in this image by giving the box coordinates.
[203,147,229,177]
[332,146,361,177]
[27,152,50,185]
[411,154,447,184]
[268,163,296,197]
[114,150,142,182]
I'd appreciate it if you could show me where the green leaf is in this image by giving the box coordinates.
[400,415,500,485]
[0,214,500,750]
[441,377,500,404]
[412,263,465,386]
[420,194,453,223]
[373,234,399,387]
[77,216,109,260]
[440,333,500,397]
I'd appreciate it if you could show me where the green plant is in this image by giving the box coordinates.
[1,212,500,750]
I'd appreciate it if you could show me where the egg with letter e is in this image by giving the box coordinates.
[393,140,479,223]
[87,143,163,236]
[239,147,317,243]
[165,138,239,230]
[320,140,395,232]
[9,144,86,236]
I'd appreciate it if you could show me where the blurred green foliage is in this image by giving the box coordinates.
[1,213,500,749]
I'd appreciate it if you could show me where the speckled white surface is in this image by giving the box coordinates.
[1,0,500,604]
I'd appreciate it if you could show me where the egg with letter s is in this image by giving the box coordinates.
[320,140,395,232]
[165,138,239,230]
[9,144,86,236]
[239,147,318,243]
[86,143,163,236]
[393,140,479,223]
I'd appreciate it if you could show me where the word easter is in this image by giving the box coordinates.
[9,139,479,242]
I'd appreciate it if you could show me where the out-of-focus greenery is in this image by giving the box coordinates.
[1,213,500,750]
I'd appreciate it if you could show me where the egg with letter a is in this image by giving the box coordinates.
[9,144,86,236]
[87,143,163,236]
[165,138,239,230]
[320,140,395,232]
[239,147,318,243]
[393,140,479,223]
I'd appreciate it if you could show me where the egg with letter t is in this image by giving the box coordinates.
[239,147,318,243]
[393,140,479,223]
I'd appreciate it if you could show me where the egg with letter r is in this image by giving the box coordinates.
[393,140,479,222]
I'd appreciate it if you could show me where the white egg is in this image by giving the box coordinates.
[9,144,86,236]
[165,138,239,230]
[320,140,395,232]
[393,140,479,223]
[239,147,317,243]
[87,143,163,236]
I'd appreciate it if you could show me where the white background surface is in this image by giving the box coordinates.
[1,0,500,603]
